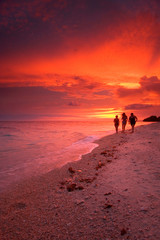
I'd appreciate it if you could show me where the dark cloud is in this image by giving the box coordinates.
[125,103,153,110]
[1,0,160,60]
[68,101,80,106]
[0,86,67,115]
[116,87,141,98]
[72,76,100,90]
[140,76,160,94]
[0,73,108,99]
[94,90,112,96]
[47,75,106,99]
[117,75,160,98]
[0,1,70,58]
[0,84,116,120]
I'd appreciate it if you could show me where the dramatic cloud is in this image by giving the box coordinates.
[116,87,142,98]
[47,75,114,99]
[125,104,153,110]
[117,75,160,98]
[0,71,114,101]
[140,76,160,94]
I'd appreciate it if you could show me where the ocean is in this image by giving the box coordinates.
[0,120,148,192]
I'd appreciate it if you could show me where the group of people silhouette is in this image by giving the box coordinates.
[114,113,137,133]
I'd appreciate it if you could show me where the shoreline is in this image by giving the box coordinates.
[0,120,150,193]
[0,127,119,195]
[0,122,160,240]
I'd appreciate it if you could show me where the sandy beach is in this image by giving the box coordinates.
[0,122,160,240]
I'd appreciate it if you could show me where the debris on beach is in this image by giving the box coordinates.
[104,192,112,196]
[101,150,114,157]
[65,181,84,191]
[59,178,72,186]
[66,183,77,192]
[68,167,75,174]
[101,150,107,155]
[76,186,84,190]
[59,180,66,186]
[95,161,105,170]
[75,200,85,205]
[121,228,127,235]
[106,159,112,163]
[59,185,65,189]
[140,207,148,212]
[104,203,112,209]
[79,177,96,183]
[107,153,114,157]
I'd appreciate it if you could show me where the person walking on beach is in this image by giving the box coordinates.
[122,113,128,132]
[114,115,120,133]
[129,113,137,133]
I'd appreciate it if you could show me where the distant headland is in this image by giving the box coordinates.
[143,116,160,122]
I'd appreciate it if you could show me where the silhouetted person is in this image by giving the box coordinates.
[129,113,138,133]
[114,115,120,133]
[122,113,128,132]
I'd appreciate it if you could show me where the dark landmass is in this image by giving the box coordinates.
[143,115,160,122]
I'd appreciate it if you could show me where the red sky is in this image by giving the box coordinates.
[0,0,160,120]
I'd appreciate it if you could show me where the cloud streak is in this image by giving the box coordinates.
[125,104,153,110]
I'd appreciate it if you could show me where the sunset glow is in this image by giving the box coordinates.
[0,0,160,120]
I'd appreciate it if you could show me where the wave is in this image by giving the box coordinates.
[70,135,98,146]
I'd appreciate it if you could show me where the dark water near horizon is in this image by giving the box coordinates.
[0,120,149,192]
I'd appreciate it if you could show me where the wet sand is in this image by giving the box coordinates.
[0,123,160,240]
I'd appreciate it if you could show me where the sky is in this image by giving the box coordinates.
[0,0,160,121]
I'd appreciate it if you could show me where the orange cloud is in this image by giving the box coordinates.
[1,0,160,120]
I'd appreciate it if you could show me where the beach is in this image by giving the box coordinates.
[0,122,160,240]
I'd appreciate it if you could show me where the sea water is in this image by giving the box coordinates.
[0,120,148,191]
